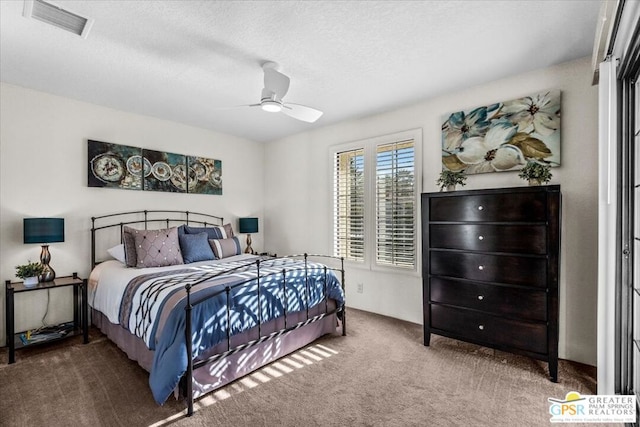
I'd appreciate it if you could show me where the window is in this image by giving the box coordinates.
[375,140,415,268]
[332,129,421,270]
[333,148,365,261]
[596,0,640,400]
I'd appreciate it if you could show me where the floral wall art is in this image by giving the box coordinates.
[441,90,561,174]
[88,140,223,195]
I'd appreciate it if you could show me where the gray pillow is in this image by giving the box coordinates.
[129,226,183,268]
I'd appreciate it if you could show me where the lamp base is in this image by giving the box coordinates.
[244,234,254,255]
[39,245,56,282]
[39,267,55,282]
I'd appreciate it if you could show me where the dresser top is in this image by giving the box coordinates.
[424,184,560,198]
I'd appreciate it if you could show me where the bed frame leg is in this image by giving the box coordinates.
[185,284,194,416]
[187,397,193,417]
[340,256,346,336]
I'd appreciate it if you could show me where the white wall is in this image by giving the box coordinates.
[264,57,599,365]
[0,56,599,365]
[0,83,265,343]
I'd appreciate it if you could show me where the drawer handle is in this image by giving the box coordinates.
[478,325,485,330]
[478,235,484,241]
[477,295,484,300]
[478,265,484,271]
[477,205,484,211]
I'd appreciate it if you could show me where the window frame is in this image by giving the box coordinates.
[329,128,422,275]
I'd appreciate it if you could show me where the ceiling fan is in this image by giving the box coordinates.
[241,62,323,123]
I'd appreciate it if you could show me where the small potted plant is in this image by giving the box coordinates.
[436,170,467,192]
[15,261,44,287]
[518,161,552,186]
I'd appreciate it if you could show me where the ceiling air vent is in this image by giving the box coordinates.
[23,0,93,38]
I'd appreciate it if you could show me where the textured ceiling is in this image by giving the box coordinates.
[0,1,602,143]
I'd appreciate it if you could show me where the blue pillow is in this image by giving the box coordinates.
[178,232,215,263]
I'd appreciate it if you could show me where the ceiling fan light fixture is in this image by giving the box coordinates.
[261,100,282,113]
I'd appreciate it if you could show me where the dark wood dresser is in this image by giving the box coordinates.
[421,185,561,381]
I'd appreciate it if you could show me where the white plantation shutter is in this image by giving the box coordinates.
[333,148,365,261]
[332,129,420,271]
[375,140,415,268]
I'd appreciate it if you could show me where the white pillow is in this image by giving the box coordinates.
[107,244,126,264]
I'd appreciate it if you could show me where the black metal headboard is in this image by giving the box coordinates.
[91,210,224,268]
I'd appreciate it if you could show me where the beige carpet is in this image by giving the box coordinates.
[0,309,616,427]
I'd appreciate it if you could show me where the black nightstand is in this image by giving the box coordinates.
[5,273,88,364]
[259,252,278,258]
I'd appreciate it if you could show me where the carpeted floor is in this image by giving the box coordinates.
[0,309,617,427]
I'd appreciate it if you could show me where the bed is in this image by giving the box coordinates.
[89,210,346,415]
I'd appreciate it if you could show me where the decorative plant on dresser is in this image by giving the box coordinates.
[421,185,561,381]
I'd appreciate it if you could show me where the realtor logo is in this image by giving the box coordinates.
[548,391,636,423]
[548,392,586,417]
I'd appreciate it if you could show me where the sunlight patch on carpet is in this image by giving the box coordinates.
[262,366,284,378]
[309,344,338,357]
[281,357,305,369]
[272,361,294,373]
[290,353,315,365]
[251,371,272,384]
[239,376,260,389]
[300,349,323,361]
[148,342,339,426]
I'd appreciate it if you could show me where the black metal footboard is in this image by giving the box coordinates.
[183,253,346,416]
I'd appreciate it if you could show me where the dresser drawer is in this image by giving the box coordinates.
[430,224,547,254]
[431,305,548,354]
[430,251,547,288]
[429,192,548,222]
[429,277,547,321]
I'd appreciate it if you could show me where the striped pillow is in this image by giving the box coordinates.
[208,237,242,259]
[184,224,234,240]
[123,226,139,267]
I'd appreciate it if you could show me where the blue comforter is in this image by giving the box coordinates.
[118,257,344,404]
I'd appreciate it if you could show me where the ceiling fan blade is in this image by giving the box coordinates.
[282,103,323,123]
[264,67,290,100]
[215,103,261,110]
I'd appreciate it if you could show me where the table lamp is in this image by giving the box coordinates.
[23,217,65,282]
[238,217,258,254]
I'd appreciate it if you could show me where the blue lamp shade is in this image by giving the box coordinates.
[238,217,258,234]
[23,218,65,244]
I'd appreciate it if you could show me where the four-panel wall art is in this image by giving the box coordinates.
[88,140,222,195]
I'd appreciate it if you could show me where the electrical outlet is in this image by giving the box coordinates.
[357,283,364,293]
